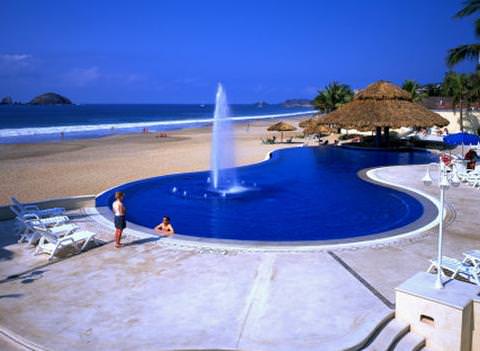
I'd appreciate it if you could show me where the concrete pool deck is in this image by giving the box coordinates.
[1,164,479,350]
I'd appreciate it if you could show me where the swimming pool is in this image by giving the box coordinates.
[96,146,437,242]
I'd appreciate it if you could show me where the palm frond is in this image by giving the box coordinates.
[401,80,426,102]
[446,44,480,67]
[454,0,480,18]
[313,81,354,113]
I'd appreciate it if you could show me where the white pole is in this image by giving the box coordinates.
[435,178,446,289]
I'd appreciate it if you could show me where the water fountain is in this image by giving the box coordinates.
[169,83,254,200]
[210,83,237,191]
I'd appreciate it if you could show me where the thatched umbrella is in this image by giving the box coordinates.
[312,81,449,146]
[299,117,320,129]
[303,122,333,136]
[267,121,297,142]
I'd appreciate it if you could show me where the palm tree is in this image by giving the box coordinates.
[455,0,480,33]
[423,83,442,97]
[401,80,427,102]
[468,72,480,102]
[447,1,480,68]
[442,72,471,131]
[313,82,354,113]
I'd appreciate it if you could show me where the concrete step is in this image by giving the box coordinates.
[393,331,425,351]
[363,319,410,351]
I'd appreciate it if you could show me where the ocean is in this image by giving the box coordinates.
[0,104,314,144]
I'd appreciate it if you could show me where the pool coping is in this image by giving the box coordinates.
[92,148,443,252]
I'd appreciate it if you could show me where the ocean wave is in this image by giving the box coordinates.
[0,111,315,137]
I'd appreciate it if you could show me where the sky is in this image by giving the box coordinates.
[0,0,477,104]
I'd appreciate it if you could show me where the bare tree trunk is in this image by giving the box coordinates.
[384,127,390,145]
[375,127,382,147]
[460,99,464,132]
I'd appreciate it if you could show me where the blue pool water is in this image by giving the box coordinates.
[96,147,436,242]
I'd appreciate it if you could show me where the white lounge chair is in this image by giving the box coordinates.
[464,172,480,187]
[24,214,70,227]
[11,197,65,218]
[20,220,77,246]
[35,229,96,260]
[462,250,480,267]
[10,207,69,227]
[454,266,480,286]
[455,169,480,184]
[427,256,465,277]
[428,256,480,286]
[11,207,70,240]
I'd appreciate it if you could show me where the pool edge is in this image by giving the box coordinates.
[92,159,442,252]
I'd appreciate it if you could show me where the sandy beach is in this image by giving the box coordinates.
[0,118,306,205]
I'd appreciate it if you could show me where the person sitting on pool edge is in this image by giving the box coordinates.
[154,216,175,237]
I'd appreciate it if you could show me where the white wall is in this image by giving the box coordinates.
[436,110,480,134]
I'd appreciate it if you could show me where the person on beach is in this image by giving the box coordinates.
[465,149,478,170]
[154,216,175,237]
[112,191,126,248]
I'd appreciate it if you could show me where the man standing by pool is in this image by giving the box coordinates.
[112,191,126,248]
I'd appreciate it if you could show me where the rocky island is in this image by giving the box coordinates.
[0,96,13,105]
[29,92,72,105]
[282,99,313,107]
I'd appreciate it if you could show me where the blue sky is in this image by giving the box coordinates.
[0,0,477,103]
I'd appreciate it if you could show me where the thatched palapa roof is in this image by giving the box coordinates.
[299,118,317,128]
[307,81,448,132]
[303,122,333,135]
[299,117,334,134]
[267,121,297,132]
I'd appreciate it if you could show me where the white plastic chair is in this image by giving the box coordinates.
[20,220,77,246]
[427,256,464,277]
[35,229,96,260]
[11,197,65,218]
[11,206,70,242]
[428,256,480,286]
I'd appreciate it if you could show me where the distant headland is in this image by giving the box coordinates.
[282,99,313,107]
[0,92,73,105]
[30,92,72,105]
[254,99,314,108]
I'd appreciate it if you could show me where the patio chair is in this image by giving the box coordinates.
[11,206,69,238]
[20,219,77,246]
[464,171,480,187]
[462,249,480,266]
[11,207,69,227]
[427,256,465,277]
[455,169,480,183]
[261,138,275,145]
[11,197,65,218]
[428,256,480,286]
[34,229,97,260]
[454,265,480,286]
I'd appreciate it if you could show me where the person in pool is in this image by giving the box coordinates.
[154,216,175,237]
[112,191,126,248]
